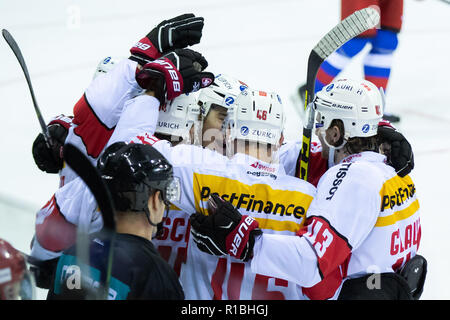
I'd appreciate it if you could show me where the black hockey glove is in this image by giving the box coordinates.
[32,123,68,173]
[136,48,214,104]
[190,194,262,262]
[130,13,204,65]
[27,256,59,289]
[377,125,414,177]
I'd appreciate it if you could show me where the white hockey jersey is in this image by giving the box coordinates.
[32,60,158,259]
[32,62,319,299]
[34,128,317,299]
[129,133,317,300]
[151,204,190,277]
[55,58,146,188]
[250,151,421,300]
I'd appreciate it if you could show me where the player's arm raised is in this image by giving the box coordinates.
[72,14,207,158]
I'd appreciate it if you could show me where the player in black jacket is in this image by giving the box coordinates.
[47,142,184,300]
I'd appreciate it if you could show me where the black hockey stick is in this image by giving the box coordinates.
[63,143,116,300]
[295,7,380,181]
[2,29,53,148]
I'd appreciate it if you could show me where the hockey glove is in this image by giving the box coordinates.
[190,194,262,262]
[130,13,204,65]
[32,117,70,173]
[377,124,414,177]
[136,48,214,104]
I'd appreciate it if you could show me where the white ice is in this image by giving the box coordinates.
[0,0,448,300]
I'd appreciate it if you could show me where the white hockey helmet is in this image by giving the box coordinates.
[314,78,383,139]
[156,93,201,143]
[226,89,285,146]
[93,56,121,79]
[197,73,248,117]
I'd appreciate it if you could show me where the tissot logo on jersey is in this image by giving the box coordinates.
[326,163,352,200]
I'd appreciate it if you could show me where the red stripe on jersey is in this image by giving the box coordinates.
[73,94,114,158]
[294,142,327,186]
[252,275,287,300]
[297,216,352,299]
[211,258,227,300]
[227,262,245,299]
[302,266,343,300]
[35,195,76,252]
[308,151,328,187]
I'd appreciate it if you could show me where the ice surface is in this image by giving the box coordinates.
[0,0,448,300]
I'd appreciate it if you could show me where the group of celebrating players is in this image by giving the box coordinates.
[0,12,425,300]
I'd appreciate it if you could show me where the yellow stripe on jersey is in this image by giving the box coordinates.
[379,174,416,213]
[169,204,182,211]
[375,199,420,227]
[193,173,313,232]
[377,174,419,227]
[254,218,302,233]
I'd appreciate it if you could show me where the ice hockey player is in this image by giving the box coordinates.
[47,142,184,300]
[0,238,36,300]
[92,56,121,79]
[112,76,410,299]
[153,73,246,150]
[189,78,426,300]
[30,72,240,285]
[99,76,322,299]
[279,115,414,187]
[146,88,317,299]
[31,13,210,183]
[38,86,317,299]
[31,55,122,176]
[30,72,414,296]
[150,74,246,275]
[29,13,214,271]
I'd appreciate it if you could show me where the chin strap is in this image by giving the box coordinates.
[328,146,336,168]
[147,206,170,239]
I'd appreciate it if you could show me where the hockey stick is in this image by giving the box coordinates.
[63,143,116,300]
[295,7,380,181]
[2,29,53,149]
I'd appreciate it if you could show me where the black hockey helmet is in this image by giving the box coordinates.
[97,142,180,212]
